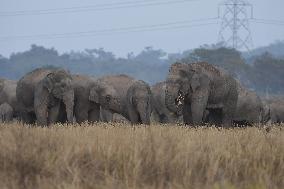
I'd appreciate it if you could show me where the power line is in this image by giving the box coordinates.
[251,18,284,24]
[218,0,253,52]
[251,21,284,26]
[0,18,218,41]
[250,18,284,26]
[0,0,200,17]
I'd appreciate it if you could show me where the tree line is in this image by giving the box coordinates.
[0,43,284,95]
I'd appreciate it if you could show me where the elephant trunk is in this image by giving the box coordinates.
[63,90,74,124]
[165,92,178,113]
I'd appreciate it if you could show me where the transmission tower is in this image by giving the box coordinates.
[218,0,253,51]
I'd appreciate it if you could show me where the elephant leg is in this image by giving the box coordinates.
[5,112,13,122]
[222,94,238,128]
[150,110,160,123]
[48,104,61,125]
[127,106,139,125]
[183,103,192,125]
[88,105,100,123]
[222,106,235,128]
[35,106,49,126]
[21,112,36,125]
[74,101,88,124]
[57,102,67,123]
[75,109,88,124]
[100,108,113,122]
[191,91,209,125]
[207,109,223,126]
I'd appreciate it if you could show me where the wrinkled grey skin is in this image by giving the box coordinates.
[234,85,263,125]
[0,103,13,123]
[0,78,18,118]
[165,62,238,127]
[71,75,118,124]
[16,68,74,126]
[205,83,264,126]
[151,81,182,124]
[90,75,152,125]
[260,99,271,124]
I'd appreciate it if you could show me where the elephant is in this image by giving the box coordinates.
[100,108,130,123]
[0,103,13,123]
[71,74,119,124]
[16,68,74,126]
[165,62,238,127]
[89,75,152,125]
[206,83,264,126]
[260,98,272,124]
[151,81,183,124]
[0,78,18,118]
[233,84,264,126]
[266,97,284,124]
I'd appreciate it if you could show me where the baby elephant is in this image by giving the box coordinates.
[0,103,13,123]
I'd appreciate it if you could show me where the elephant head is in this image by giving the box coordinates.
[42,70,74,123]
[129,81,152,124]
[89,81,120,112]
[165,63,198,115]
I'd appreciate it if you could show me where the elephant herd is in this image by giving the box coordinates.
[0,62,283,127]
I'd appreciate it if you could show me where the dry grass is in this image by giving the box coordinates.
[0,123,283,189]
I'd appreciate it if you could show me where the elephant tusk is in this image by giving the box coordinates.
[177,100,183,106]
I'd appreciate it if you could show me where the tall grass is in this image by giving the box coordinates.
[0,123,283,189]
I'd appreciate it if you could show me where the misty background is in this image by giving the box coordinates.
[0,0,284,94]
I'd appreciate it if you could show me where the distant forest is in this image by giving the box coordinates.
[1,41,284,95]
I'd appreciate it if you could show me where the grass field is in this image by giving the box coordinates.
[0,123,283,189]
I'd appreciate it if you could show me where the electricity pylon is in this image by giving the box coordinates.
[218,0,253,51]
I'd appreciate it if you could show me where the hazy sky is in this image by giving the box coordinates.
[0,0,283,57]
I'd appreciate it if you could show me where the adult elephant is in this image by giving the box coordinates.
[16,68,74,126]
[165,62,238,127]
[151,81,182,124]
[0,103,13,123]
[0,78,18,117]
[90,75,152,125]
[71,75,119,124]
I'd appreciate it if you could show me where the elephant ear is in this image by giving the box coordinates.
[42,73,54,93]
[89,87,100,104]
[190,74,200,93]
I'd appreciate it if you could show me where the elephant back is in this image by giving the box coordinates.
[16,68,54,109]
[72,75,95,90]
[18,68,53,86]
[189,62,224,78]
[98,74,135,97]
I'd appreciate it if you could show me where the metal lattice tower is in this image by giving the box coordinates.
[218,0,253,51]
